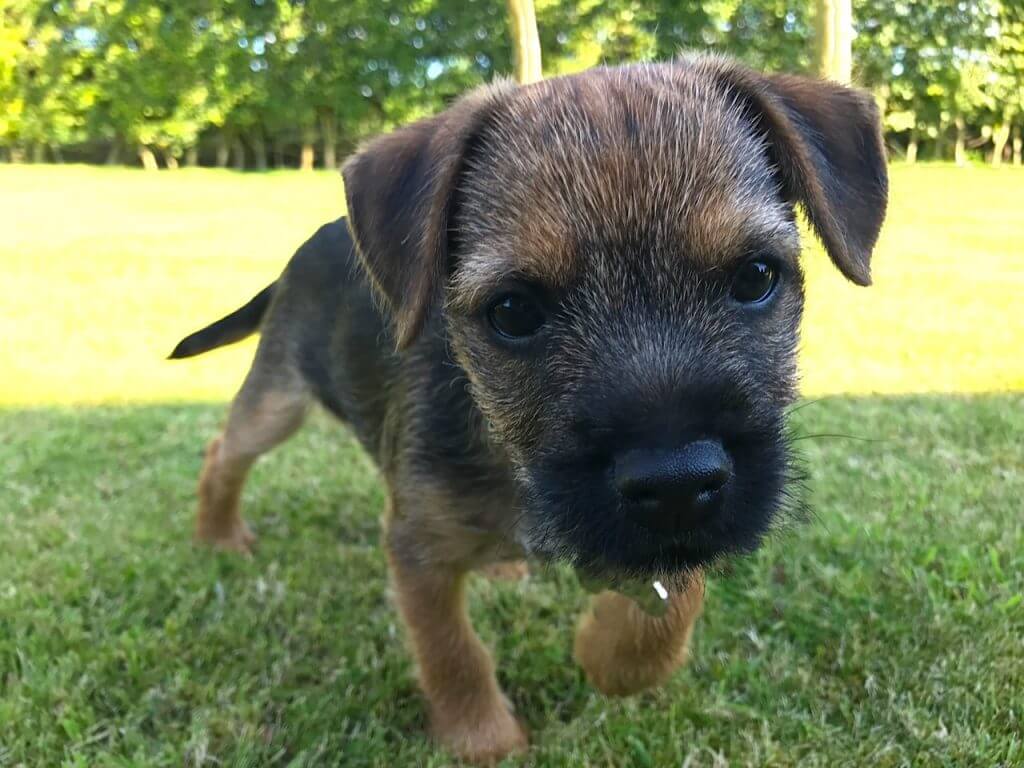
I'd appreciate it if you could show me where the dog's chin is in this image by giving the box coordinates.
[517,505,775,582]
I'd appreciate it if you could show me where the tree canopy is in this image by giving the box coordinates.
[1,0,1021,167]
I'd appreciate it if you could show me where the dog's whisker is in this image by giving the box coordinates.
[790,432,883,443]
[785,397,826,415]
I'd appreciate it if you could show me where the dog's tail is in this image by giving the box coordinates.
[168,283,276,359]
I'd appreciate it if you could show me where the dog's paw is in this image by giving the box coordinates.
[478,560,530,582]
[574,592,687,697]
[194,520,257,556]
[433,701,528,764]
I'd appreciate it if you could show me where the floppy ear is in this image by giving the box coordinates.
[709,61,888,285]
[342,83,512,349]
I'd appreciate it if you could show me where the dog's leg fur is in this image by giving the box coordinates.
[478,560,529,582]
[387,535,527,762]
[195,367,309,553]
[574,574,704,697]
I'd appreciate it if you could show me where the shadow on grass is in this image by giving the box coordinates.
[0,393,1021,765]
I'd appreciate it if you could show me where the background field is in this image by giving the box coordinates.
[1,163,1023,406]
[1,164,1022,766]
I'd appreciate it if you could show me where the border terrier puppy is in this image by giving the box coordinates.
[171,55,887,762]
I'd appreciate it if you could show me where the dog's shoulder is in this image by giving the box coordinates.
[280,216,360,285]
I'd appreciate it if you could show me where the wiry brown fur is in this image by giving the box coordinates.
[388,546,529,762]
[450,64,793,308]
[181,54,888,763]
[575,573,705,696]
[446,63,807,470]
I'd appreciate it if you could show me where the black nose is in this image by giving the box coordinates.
[615,440,733,533]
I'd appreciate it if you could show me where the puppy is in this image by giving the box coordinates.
[171,55,887,762]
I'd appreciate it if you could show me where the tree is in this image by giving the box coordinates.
[816,0,852,82]
[507,0,541,83]
[988,1,1024,165]
[0,0,31,160]
[536,1,810,79]
[855,0,1000,163]
[2,0,1020,169]
[719,0,814,74]
[9,1,99,162]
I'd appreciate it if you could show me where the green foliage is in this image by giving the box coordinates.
[1,0,517,164]
[536,0,812,75]
[0,1,1021,165]
[989,1,1024,122]
[0,1,30,147]
[855,0,1023,159]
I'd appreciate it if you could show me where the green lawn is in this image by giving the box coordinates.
[1,164,1023,766]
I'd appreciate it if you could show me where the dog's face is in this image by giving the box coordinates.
[343,58,887,580]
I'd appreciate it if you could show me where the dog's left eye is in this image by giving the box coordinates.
[731,259,779,304]
[487,293,546,339]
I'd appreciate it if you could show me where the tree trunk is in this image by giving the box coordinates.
[815,0,852,83]
[49,144,64,163]
[1013,125,1022,166]
[991,121,1010,167]
[954,115,966,166]
[933,120,948,160]
[273,138,284,169]
[231,137,246,171]
[906,126,919,164]
[31,143,45,163]
[215,132,230,168]
[300,127,315,171]
[105,139,122,165]
[185,146,199,167]
[251,132,268,171]
[138,146,159,171]
[163,150,179,170]
[320,110,338,170]
[506,0,543,84]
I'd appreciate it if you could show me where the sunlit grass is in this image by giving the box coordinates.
[1,164,1022,765]
[0,162,1021,406]
[0,165,340,406]
[799,163,1024,395]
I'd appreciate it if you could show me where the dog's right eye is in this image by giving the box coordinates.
[487,293,546,340]
[730,259,779,305]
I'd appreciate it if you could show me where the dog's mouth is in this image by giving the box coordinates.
[514,510,747,579]
[513,429,802,583]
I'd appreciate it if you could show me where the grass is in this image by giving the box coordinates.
[0,162,1022,405]
[1,163,1022,766]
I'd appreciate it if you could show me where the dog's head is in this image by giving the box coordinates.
[343,56,887,581]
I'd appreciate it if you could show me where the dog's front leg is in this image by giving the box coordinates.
[387,543,527,763]
[574,573,705,697]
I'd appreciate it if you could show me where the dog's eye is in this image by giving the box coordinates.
[487,293,546,339]
[731,259,778,304]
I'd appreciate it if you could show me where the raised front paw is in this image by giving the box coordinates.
[574,590,697,697]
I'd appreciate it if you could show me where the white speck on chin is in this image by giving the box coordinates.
[653,580,669,600]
